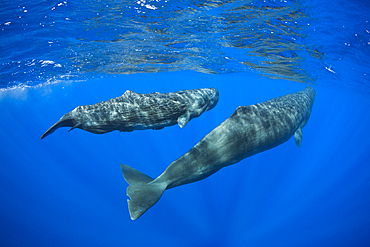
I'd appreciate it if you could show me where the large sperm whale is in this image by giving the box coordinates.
[41,88,219,139]
[120,86,316,220]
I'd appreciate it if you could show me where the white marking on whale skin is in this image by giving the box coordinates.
[40,87,219,139]
[120,86,315,220]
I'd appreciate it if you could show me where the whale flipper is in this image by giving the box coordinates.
[120,164,167,220]
[177,112,191,128]
[294,127,303,148]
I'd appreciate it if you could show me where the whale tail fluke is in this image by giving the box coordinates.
[40,117,79,139]
[120,164,167,220]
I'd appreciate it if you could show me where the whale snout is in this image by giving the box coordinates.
[206,88,219,110]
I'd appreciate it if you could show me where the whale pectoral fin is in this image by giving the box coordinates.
[294,127,303,148]
[120,164,167,220]
[68,122,82,132]
[177,113,190,128]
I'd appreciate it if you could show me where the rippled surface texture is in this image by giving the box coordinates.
[1,1,370,246]
[1,0,369,91]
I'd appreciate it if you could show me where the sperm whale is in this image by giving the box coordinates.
[41,88,219,139]
[120,86,316,220]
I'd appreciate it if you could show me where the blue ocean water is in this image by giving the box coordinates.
[1,0,370,246]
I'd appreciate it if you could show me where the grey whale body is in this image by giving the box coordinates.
[41,88,219,139]
[120,86,316,220]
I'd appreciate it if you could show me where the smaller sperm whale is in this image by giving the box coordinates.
[120,86,315,220]
[40,88,219,139]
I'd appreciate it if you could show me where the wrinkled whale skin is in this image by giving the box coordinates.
[41,88,219,139]
[120,86,316,220]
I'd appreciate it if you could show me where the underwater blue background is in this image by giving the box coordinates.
[1,0,370,246]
